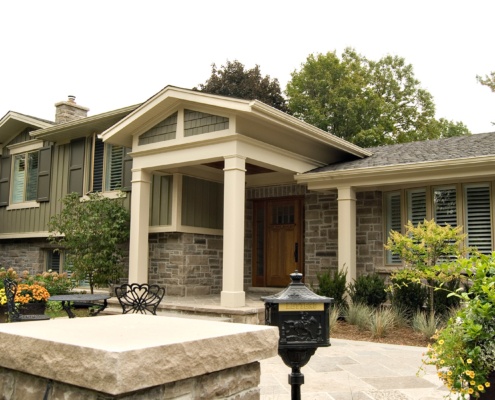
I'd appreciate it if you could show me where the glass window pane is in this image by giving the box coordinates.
[465,184,492,254]
[407,189,426,225]
[385,191,402,264]
[12,154,26,203]
[434,187,457,226]
[105,145,124,191]
[25,151,39,201]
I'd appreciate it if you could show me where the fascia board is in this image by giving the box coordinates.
[0,112,54,147]
[296,156,495,190]
[100,86,252,145]
[249,101,372,158]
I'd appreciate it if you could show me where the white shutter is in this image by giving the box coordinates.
[12,154,26,203]
[105,145,124,191]
[407,189,426,225]
[434,187,457,227]
[386,192,402,264]
[465,185,492,254]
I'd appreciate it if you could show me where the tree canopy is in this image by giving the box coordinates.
[48,192,130,293]
[286,48,470,147]
[195,60,288,112]
[477,71,495,93]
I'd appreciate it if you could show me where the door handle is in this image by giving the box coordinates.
[294,242,299,263]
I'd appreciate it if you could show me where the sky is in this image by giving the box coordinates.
[1,0,494,134]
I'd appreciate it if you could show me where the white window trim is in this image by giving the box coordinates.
[7,140,43,155]
[6,201,40,211]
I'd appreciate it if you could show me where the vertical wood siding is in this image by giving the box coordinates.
[150,175,172,226]
[181,176,223,229]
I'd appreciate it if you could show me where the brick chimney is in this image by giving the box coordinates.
[54,95,89,124]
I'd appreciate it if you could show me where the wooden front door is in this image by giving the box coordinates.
[252,197,303,287]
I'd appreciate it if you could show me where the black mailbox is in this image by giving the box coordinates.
[262,270,333,399]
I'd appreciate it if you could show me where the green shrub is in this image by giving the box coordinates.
[429,279,463,316]
[345,303,371,330]
[348,273,387,308]
[315,268,348,311]
[389,277,428,319]
[369,307,398,338]
[412,311,441,340]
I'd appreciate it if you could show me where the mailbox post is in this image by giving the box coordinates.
[262,270,333,400]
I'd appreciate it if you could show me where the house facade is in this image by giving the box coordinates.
[1,86,494,308]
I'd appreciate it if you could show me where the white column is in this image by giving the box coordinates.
[221,155,246,307]
[128,168,151,283]
[337,186,357,284]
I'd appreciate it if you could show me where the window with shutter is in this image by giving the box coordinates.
[407,189,426,225]
[385,191,402,264]
[105,144,124,191]
[434,187,457,227]
[90,137,128,193]
[465,184,492,254]
[11,151,39,204]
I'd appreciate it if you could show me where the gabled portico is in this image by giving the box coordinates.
[101,86,368,307]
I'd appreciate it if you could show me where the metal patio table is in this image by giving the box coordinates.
[48,294,110,318]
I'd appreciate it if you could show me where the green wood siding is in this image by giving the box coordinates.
[139,112,178,145]
[184,110,229,137]
[0,141,131,235]
[181,176,223,229]
[150,174,172,226]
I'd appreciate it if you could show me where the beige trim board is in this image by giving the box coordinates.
[0,231,50,239]
[297,156,495,190]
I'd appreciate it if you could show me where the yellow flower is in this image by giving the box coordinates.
[447,371,453,376]
[468,388,474,394]
[486,382,491,388]
[471,381,476,386]
[438,340,445,345]
[467,359,472,364]
[478,385,485,391]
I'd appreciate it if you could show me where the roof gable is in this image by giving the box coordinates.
[0,111,54,151]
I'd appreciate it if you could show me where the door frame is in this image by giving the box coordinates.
[252,196,304,287]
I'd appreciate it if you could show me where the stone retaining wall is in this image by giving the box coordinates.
[0,362,260,400]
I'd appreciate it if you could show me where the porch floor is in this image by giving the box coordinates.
[104,288,281,325]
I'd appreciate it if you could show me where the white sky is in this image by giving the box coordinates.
[1,0,494,133]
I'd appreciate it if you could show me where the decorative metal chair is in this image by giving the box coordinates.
[115,283,165,315]
[3,279,50,322]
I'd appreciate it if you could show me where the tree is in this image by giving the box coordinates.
[195,60,288,112]
[286,48,470,147]
[48,192,130,293]
[477,71,495,92]
[385,219,467,317]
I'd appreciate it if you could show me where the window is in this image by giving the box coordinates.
[407,189,426,225]
[46,250,62,273]
[0,143,51,208]
[91,138,125,192]
[69,137,131,196]
[385,183,493,262]
[434,187,457,227]
[465,184,492,254]
[385,191,401,264]
[12,151,39,203]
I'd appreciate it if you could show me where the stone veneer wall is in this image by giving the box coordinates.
[304,190,384,285]
[0,238,49,275]
[148,232,223,296]
[0,362,260,400]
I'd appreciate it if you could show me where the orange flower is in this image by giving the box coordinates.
[14,284,50,304]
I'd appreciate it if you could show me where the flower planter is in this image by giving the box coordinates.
[19,302,47,315]
[479,372,495,399]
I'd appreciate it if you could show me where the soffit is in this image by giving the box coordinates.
[0,112,54,149]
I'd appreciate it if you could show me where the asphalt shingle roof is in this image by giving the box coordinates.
[312,132,495,173]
